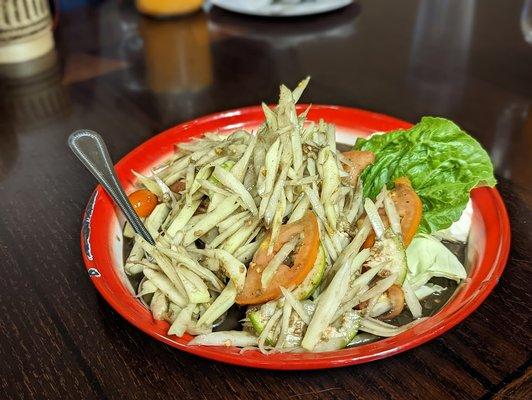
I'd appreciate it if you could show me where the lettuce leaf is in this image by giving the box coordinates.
[355,117,496,233]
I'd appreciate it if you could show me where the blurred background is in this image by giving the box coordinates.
[0,0,531,192]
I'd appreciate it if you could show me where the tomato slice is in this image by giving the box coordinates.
[128,189,158,217]
[379,284,405,320]
[363,177,422,247]
[342,150,375,186]
[236,211,320,305]
[391,177,422,246]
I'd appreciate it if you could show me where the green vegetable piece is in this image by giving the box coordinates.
[293,245,326,300]
[247,301,278,346]
[355,117,496,233]
[313,310,362,352]
[366,229,407,285]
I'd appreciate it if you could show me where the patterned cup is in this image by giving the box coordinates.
[0,0,54,64]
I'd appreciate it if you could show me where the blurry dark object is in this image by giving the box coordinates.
[522,0,532,43]
[62,53,129,85]
[59,0,104,12]
[407,0,475,115]
[0,50,70,129]
[0,120,17,182]
[0,49,69,180]
[49,0,61,29]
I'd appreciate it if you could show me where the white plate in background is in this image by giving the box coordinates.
[210,0,354,17]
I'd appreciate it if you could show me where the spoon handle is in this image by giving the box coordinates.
[68,129,155,245]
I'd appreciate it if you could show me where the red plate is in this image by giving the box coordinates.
[80,105,510,369]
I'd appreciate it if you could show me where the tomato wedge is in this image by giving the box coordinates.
[342,150,375,186]
[363,177,422,247]
[236,211,319,305]
[128,189,158,217]
[391,177,422,246]
[379,284,405,320]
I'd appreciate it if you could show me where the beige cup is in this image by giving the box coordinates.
[0,0,54,64]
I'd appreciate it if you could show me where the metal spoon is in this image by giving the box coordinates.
[68,129,155,245]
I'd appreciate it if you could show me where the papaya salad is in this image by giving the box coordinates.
[123,78,496,353]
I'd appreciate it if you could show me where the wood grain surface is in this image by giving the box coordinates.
[0,0,530,399]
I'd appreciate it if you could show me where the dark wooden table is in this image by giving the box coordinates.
[1,1,530,399]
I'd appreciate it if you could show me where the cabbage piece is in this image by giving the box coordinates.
[414,283,446,300]
[406,234,467,288]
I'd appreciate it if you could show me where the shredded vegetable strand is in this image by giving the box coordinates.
[280,287,310,324]
[383,190,402,236]
[261,237,299,289]
[258,309,283,353]
[402,278,423,319]
[364,198,386,239]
